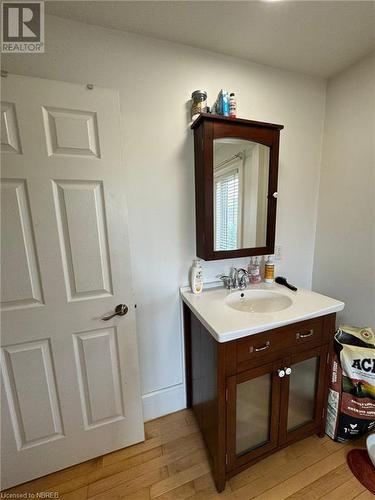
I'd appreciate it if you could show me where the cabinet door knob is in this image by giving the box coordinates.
[278,369,285,378]
[285,367,292,376]
[273,192,278,198]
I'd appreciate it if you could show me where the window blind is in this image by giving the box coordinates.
[214,168,239,251]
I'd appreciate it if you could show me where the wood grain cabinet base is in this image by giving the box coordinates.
[183,304,336,492]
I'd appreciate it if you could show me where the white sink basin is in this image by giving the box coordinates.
[181,283,344,342]
[226,289,293,313]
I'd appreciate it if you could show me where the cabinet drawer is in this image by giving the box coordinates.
[236,318,323,368]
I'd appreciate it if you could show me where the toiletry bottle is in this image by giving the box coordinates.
[229,93,237,118]
[222,90,230,116]
[264,255,275,284]
[250,256,262,284]
[190,259,203,294]
[247,257,254,276]
[213,90,222,115]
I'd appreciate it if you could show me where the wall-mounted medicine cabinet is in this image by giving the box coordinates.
[191,114,284,260]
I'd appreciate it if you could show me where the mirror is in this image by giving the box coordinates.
[213,138,270,251]
[191,114,283,260]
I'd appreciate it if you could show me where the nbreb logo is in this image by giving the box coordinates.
[1,1,44,53]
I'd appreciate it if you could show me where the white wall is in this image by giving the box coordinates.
[3,15,327,420]
[313,54,375,328]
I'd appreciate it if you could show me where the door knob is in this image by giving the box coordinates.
[285,367,292,376]
[102,304,128,321]
[277,369,285,378]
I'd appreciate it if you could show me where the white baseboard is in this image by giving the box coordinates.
[142,383,186,422]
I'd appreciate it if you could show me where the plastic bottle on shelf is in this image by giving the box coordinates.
[229,92,237,118]
[222,90,230,116]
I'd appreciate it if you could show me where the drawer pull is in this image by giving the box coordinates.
[296,329,314,339]
[250,341,270,353]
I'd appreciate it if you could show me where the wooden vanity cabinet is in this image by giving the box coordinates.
[183,305,336,492]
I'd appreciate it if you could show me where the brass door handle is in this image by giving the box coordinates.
[102,304,128,321]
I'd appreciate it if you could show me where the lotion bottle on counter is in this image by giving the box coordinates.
[190,259,203,294]
[264,255,275,283]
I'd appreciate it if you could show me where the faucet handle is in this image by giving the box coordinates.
[238,268,249,275]
[230,267,239,288]
[239,271,249,289]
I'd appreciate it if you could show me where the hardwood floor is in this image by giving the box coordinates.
[4,409,369,500]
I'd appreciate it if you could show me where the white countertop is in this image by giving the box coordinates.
[180,282,344,343]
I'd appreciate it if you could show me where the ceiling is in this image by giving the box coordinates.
[46,1,375,78]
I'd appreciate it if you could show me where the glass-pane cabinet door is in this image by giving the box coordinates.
[236,373,271,454]
[279,345,328,444]
[288,356,319,431]
[226,362,281,470]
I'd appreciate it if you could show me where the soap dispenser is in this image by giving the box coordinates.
[247,257,254,276]
[190,259,203,295]
[250,257,262,284]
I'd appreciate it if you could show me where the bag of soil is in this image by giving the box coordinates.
[326,325,375,442]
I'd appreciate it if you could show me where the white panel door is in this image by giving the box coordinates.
[1,74,144,489]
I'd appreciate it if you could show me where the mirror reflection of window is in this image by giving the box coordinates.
[214,157,241,251]
[213,139,270,252]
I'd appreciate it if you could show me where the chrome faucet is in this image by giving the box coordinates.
[220,267,249,290]
[230,267,239,289]
[237,268,250,289]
